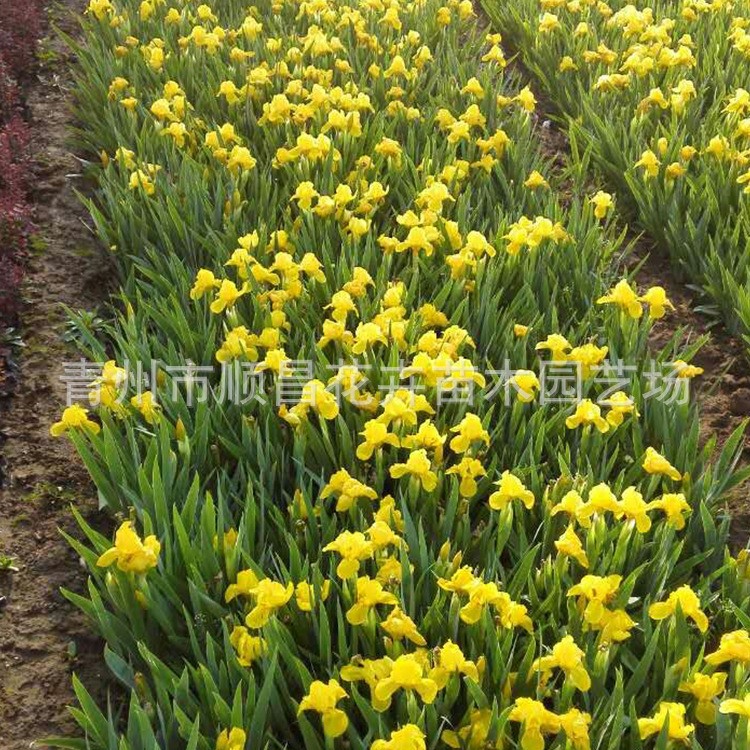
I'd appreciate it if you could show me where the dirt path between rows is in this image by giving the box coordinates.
[0,2,110,747]
[634,241,750,548]
[528,86,750,549]
[473,0,750,547]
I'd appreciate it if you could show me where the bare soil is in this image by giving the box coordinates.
[633,242,750,549]
[529,95,750,550]
[484,10,750,547]
[0,2,111,747]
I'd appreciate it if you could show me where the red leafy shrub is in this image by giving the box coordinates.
[0,0,42,82]
[0,0,42,330]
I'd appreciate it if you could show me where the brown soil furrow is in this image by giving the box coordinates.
[475,0,750,545]
[0,2,109,747]
[526,92,750,548]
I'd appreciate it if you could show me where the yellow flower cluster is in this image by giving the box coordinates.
[68,0,750,748]
[487,0,750,363]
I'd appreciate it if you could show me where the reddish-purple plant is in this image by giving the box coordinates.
[0,0,42,82]
[0,0,43,329]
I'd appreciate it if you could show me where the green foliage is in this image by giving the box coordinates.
[48,0,750,748]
